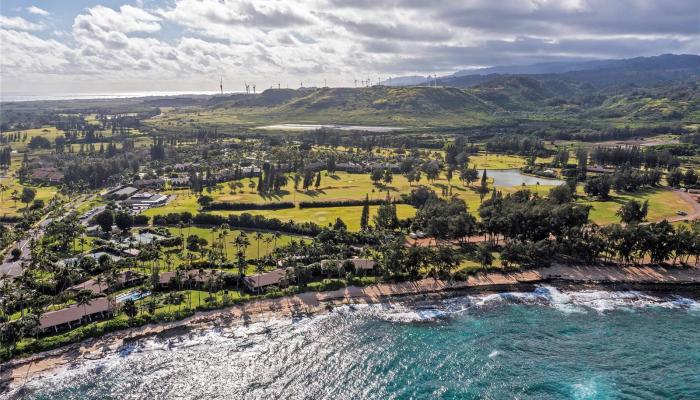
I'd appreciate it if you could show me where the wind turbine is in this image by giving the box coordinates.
[244,82,250,94]
[252,84,256,94]
[354,79,357,88]
[220,76,223,95]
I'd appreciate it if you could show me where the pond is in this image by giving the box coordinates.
[256,123,404,132]
[486,169,565,187]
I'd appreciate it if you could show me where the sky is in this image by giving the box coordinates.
[0,0,699,95]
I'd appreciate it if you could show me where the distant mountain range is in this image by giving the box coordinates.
[383,54,700,89]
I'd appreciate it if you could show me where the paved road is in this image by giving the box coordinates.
[0,217,52,279]
[0,194,98,281]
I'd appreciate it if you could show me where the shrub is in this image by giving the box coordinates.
[204,202,295,211]
[299,199,402,209]
[307,278,346,292]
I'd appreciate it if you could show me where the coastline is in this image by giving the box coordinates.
[2,263,699,390]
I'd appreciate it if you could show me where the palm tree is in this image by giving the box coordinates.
[272,231,281,252]
[220,224,230,260]
[211,226,219,251]
[255,232,263,260]
[264,236,273,258]
[75,289,93,323]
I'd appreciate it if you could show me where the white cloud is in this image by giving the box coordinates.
[1,0,698,94]
[0,29,72,73]
[27,6,50,16]
[0,15,43,31]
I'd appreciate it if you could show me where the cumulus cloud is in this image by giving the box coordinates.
[0,15,43,31]
[0,0,698,94]
[27,6,50,16]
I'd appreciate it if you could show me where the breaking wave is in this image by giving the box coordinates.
[4,286,698,399]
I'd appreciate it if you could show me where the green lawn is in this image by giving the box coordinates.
[210,204,417,231]
[1,153,59,217]
[150,289,249,314]
[1,126,64,151]
[579,187,693,225]
[468,153,552,170]
[163,226,310,262]
[145,168,570,230]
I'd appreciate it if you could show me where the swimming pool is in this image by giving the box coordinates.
[116,290,151,303]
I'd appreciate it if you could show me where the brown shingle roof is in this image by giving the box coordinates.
[67,271,143,294]
[243,268,292,289]
[39,297,113,330]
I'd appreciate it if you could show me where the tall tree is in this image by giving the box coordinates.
[360,194,370,231]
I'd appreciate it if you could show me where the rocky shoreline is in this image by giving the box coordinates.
[2,263,699,392]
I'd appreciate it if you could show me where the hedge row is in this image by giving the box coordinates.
[152,212,322,236]
[298,198,403,209]
[204,202,295,211]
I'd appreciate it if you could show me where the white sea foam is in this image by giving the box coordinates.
[9,287,698,397]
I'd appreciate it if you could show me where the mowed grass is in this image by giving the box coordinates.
[1,154,59,217]
[163,226,310,262]
[579,187,694,225]
[1,126,64,151]
[147,167,555,211]
[152,290,248,314]
[209,204,417,231]
[145,169,567,230]
[468,153,552,170]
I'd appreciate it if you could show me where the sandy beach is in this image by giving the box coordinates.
[2,263,699,390]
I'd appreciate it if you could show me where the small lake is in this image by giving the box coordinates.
[487,169,565,187]
[257,123,404,132]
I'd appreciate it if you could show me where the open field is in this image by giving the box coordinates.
[163,226,310,262]
[146,168,558,211]
[210,204,417,231]
[579,187,694,225]
[144,105,493,130]
[0,160,58,218]
[1,127,64,151]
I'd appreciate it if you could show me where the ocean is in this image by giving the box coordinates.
[0,91,225,102]
[4,286,699,399]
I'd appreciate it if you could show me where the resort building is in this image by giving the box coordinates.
[67,271,143,295]
[158,269,222,289]
[39,297,115,333]
[123,192,169,207]
[243,268,293,293]
[103,186,138,200]
[29,167,64,184]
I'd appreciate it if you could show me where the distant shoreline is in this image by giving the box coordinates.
[0,91,230,103]
[1,263,699,390]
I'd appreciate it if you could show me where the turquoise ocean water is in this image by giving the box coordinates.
[4,286,699,399]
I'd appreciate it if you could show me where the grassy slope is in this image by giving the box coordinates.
[146,86,497,129]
